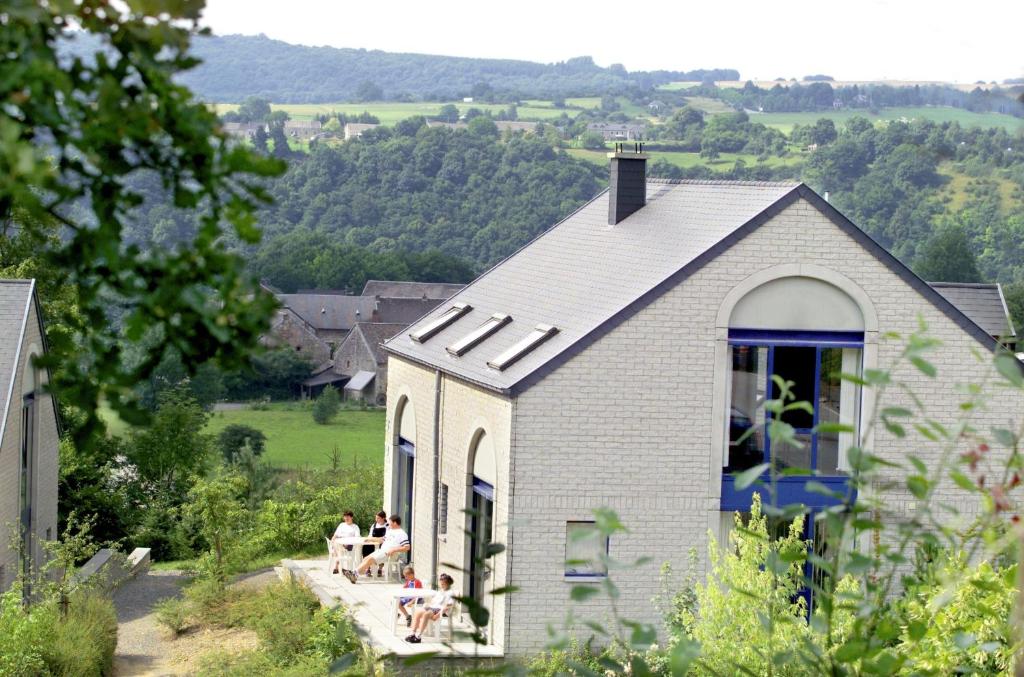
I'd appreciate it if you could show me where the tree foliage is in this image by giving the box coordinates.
[217,424,267,464]
[312,386,341,425]
[2,0,286,444]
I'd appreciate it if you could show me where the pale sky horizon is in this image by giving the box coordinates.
[199,0,1024,84]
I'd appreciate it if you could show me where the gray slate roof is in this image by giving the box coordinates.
[361,280,465,300]
[278,294,378,331]
[351,323,407,364]
[384,180,798,393]
[0,281,37,425]
[929,283,1016,339]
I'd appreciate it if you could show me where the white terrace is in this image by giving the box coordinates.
[281,558,504,660]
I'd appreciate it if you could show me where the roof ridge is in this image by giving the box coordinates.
[646,178,801,187]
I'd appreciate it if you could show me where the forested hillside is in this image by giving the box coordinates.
[256,119,605,269]
[180,34,737,102]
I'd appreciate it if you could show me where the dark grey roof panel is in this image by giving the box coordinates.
[360,280,465,299]
[929,283,1015,339]
[353,322,407,364]
[385,180,799,392]
[278,294,377,331]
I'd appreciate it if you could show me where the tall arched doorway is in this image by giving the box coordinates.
[394,397,416,533]
[467,430,496,610]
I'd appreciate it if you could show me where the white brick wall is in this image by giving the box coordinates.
[0,300,59,591]
[385,196,1024,656]
[505,197,1024,654]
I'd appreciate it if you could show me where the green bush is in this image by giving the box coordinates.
[0,584,51,676]
[0,586,118,677]
[154,597,190,636]
[217,424,267,464]
[311,385,340,425]
[43,591,118,677]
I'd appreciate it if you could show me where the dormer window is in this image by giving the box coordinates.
[487,324,558,371]
[409,302,472,343]
[447,314,511,357]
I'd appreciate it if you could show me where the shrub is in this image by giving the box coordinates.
[154,597,190,637]
[217,424,267,464]
[0,585,51,676]
[312,385,340,424]
[43,590,118,677]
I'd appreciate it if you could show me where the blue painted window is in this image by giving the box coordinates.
[722,330,863,511]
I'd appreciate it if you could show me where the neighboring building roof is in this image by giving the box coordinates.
[360,280,465,300]
[929,282,1016,339]
[302,370,348,387]
[386,180,1012,396]
[278,294,378,332]
[344,370,376,391]
[352,323,407,364]
[376,297,445,325]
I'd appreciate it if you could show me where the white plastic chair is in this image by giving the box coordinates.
[430,598,462,642]
[325,537,338,573]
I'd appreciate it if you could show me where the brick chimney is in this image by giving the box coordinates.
[607,143,648,225]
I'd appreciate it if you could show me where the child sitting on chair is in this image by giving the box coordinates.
[397,565,423,627]
[405,573,454,643]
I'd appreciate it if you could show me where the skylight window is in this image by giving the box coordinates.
[447,313,511,356]
[487,324,559,371]
[409,302,472,343]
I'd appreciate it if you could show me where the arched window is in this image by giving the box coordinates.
[394,397,416,533]
[722,276,866,510]
[467,430,496,610]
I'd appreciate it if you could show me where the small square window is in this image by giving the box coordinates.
[565,521,607,578]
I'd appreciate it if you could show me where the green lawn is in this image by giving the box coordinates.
[99,402,386,469]
[205,404,385,469]
[750,107,1024,135]
[214,101,572,124]
[567,148,803,171]
[656,81,701,91]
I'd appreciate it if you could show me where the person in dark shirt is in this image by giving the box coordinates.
[363,510,388,577]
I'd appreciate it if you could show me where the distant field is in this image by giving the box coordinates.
[683,96,735,114]
[205,404,385,469]
[749,107,1024,135]
[567,148,803,171]
[214,101,572,124]
[99,402,386,469]
[657,82,701,91]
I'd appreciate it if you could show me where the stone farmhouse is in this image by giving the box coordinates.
[0,281,59,593]
[344,123,380,140]
[586,122,646,141]
[263,282,465,396]
[380,149,1024,655]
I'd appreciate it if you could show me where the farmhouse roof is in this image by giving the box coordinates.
[361,280,464,299]
[278,294,377,332]
[929,282,1016,340]
[385,180,1010,395]
[350,323,407,364]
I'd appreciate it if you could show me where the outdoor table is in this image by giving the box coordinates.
[388,586,436,634]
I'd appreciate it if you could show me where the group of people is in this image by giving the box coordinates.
[330,511,455,644]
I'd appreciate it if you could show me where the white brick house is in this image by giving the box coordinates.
[0,280,59,593]
[380,151,1024,655]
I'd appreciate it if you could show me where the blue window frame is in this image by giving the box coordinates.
[722,329,863,512]
[472,477,494,501]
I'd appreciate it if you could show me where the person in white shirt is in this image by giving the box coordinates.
[405,573,454,643]
[343,514,410,583]
[330,511,360,574]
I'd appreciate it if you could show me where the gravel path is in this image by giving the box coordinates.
[112,568,280,676]
[113,570,190,676]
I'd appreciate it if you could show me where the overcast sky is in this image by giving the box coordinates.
[199,0,1024,83]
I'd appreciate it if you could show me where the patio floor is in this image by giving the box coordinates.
[281,558,503,659]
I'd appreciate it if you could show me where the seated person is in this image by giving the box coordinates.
[343,514,409,583]
[397,565,423,627]
[362,511,389,577]
[405,573,454,643]
[330,511,360,574]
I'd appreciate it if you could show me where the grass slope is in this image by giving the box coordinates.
[750,107,1024,135]
[567,148,803,171]
[205,405,385,469]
